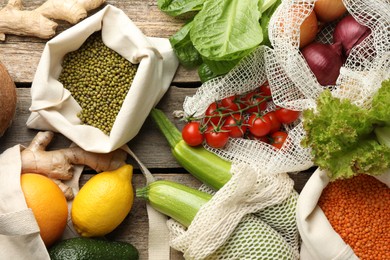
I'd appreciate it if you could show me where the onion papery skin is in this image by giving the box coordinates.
[301,42,343,86]
[333,15,371,57]
[299,10,319,48]
[314,0,347,23]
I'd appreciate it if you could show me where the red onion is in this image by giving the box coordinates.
[301,42,343,86]
[333,15,371,57]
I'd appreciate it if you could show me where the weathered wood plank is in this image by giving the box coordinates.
[0,0,200,83]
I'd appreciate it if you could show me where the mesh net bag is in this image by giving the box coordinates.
[168,163,300,259]
[167,0,389,259]
[267,0,390,106]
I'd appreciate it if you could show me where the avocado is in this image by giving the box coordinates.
[49,237,139,260]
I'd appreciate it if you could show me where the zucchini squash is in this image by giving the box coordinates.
[150,108,232,190]
[136,180,297,259]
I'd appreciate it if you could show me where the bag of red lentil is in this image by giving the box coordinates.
[296,168,390,260]
[26,5,179,153]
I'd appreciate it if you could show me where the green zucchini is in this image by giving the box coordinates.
[150,108,232,190]
[136,180,297,259]
[150,108,300,246]
[136,180,212,227]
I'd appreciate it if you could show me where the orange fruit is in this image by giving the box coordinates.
[20,173,68,247]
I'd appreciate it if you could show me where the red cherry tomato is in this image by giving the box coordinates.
[259,82,272,99]
[204,126,229,148]
[274,107,300,124]
[204,101,224,126]
[243,92,268,113]
[271,131,288,149]
[223,113,247,138]
[247,133,270,144]
[182,121,204,147]
[221,95,244,112]
[248,113,272,137]
[263,111,282,133]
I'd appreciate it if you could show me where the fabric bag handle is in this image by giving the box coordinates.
[0,145,50,259]
[122,145,171,260]
[0,209,39,236]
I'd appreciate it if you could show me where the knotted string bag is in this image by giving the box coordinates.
[163,0,390,259]
[274,0,390,259]
[165,42,311,260]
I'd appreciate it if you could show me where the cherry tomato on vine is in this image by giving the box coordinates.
[271,131,288,149]
[204,126,229,148]
[248,113,272,137]
[223,113,247,138]
[204,101,224,126]
[182,121,204,147]
[243,92,268,113]
[263,111,282,134]
[221,95,244,112]
[247,133,270,144]
[259,82,272,99]
[275,107,300,124]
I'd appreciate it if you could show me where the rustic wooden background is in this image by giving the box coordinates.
[0,1,314,259]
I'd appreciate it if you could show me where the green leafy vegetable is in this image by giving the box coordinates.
[202,57,241,75]
[169,21,203,68]
[198,63,219,83]
[158,0,281,81]
[370,80,390,124]
[260,0,281,46]
[302,79,390,180]
[157,0,205,16]
[190,0,262,61]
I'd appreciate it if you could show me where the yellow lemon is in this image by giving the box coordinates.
[71,164,134,237]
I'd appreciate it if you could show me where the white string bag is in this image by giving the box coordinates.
[268,0,390,105]
[267,0,390,259]
[168,163,300,260]
[166,39,309,260]
[166,0,390,259]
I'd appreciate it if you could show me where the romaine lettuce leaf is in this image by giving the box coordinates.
[202,56,243,75]
[169,21,203,68]
[158,0,205,16]
[190,0,263,61]
[198,63,218,83]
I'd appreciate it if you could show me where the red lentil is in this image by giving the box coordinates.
[318,174,389,260]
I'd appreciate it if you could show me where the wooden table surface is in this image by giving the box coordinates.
[0,1,314,259]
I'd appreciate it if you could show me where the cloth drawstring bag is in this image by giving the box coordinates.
[26,4,179,154]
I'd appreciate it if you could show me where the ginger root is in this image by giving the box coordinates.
[51,178,74,200]
[21,131,127,180]
[0,0,105,41]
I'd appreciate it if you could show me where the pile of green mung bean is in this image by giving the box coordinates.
[58,31,138,135]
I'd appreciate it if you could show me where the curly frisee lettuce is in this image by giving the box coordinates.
[302,79,390,180]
